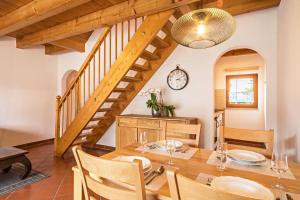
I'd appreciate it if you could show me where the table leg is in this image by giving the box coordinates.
[15,155,32,179]
[2,165,12,173]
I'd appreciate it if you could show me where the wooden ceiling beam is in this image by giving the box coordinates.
[45,44,71,55]
[16,0,280,49]
[0,0,90,37]
[210,0,281,15]
[50,38,85,52]
[16,0,205,48]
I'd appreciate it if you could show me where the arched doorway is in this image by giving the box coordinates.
[61,70,78,95]
[213,48,266,138]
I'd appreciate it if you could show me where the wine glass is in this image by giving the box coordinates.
[216,142,228,171]
[139,132,148,153]
[271,152,289,190]
[165,140,176,165]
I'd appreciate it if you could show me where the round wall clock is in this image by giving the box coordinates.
[167,65,189,90]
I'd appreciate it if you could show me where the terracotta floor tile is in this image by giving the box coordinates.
[0,194,10,200]
[2,143,109,200]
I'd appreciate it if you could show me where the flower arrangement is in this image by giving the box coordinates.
[139,88,175,117]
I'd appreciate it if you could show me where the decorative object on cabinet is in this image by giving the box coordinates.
[140,88,175,117]
[116,115,198,149]
[167,65,189,90]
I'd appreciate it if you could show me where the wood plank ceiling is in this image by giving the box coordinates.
[0,0,280,55]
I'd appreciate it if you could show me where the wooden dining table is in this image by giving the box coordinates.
[73,144,300,200]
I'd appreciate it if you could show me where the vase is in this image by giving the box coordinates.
[151,108,161,117]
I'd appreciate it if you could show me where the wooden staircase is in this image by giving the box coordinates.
[54,10,179,157]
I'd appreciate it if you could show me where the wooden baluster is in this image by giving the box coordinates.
[93,56,95,91]
[55,96,61,150]
[135,18,137,32]
[115,24,117,60]
[61,103,64,135]
[98,47,101,84]
[83,71,86,103]
[74,88,76,117]
[66,95,69,126]
[121,21,124,50]
[128,20,130,42]
[104,38,106,75]
[88,63,91,97]
[70,89,73,122]
[75,81,78,114]
[77,77,81,112]
[109,31,112,69]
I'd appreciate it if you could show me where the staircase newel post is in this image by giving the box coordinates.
[55,95,61,154]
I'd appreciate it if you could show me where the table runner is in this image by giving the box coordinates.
[195,173,300,199]
[206,151,296,180]
[135,143,198,160]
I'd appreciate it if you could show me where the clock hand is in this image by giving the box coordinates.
[176,75,185,80]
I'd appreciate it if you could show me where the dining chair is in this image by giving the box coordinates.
[72,146,147,200]
[166,170,256,200]
[164,123,201,147]
[220,126,274,157]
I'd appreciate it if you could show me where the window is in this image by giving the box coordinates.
[226,74,258,108]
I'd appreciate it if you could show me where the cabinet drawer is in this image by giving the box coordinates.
[118,117,137,127]
[166,120,187,124]
[138,119,160,129]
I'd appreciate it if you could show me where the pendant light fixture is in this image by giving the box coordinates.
[171,6,236,49]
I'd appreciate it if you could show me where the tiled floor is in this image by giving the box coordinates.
[0,143,109,200]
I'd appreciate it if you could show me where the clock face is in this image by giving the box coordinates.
[167,68,189,90]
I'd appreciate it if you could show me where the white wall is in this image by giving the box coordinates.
[57,8,278,149]
[277,0,300,161]
[214,54,266,130]
[0,37,57,147]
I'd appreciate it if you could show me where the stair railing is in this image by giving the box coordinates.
[55,17,144,143]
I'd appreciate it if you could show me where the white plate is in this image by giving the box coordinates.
[155,140,183,150]
[115,156,151,170]
[227,150,266,163]
[211,176,274,200]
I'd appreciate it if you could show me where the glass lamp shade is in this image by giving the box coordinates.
[171,8,236,49]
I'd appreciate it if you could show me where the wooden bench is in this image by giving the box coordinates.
[0,147,32,179]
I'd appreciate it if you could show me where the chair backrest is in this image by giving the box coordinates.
[166,170,256,200]
[165,123,201,147]
[72,146,146,200]
[221,126,274,157]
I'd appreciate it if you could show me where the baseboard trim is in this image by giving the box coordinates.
[14,138,54,149]
[83,143,115,152]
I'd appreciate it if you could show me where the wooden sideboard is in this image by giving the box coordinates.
[116,114,198,149]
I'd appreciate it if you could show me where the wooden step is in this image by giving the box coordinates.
[90,116,108,121]
[151,36,170,48]
[113,87,133,92]
[131,63,150,71]
[161,21,173,36]
[122,76,142,82]
[83,124,100,130]
[73,136,88,145]
[106,98,122,102]
[97,108,112,112]
[140,50,160,60]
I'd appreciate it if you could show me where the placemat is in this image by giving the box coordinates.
[195,173,300,199]
[206,151,296,180]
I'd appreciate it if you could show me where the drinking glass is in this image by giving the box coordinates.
[165,140,176,165]
[216,142,228,171]
[271,152,289,190]
[139,132,148,153]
